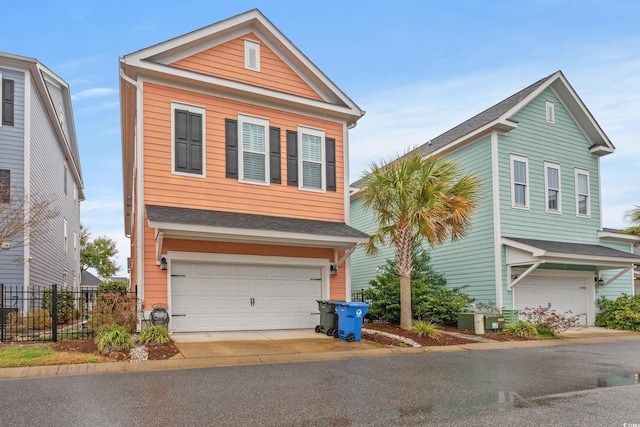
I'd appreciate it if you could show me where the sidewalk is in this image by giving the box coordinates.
[1,327,639,381]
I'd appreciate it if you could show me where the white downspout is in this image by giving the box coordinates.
[490,132,503,308]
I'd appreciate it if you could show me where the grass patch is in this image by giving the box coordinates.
[0,344,109,368]
[412,320,441,338]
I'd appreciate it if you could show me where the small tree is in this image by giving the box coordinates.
[0,185,58,268]
[361,150,478,329]
[80,224,119,279]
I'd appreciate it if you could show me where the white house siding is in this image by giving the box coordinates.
[428,136,498,304]
[28,79,81,291]
[0,67,26,287]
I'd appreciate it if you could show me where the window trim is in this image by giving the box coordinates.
[244,39,260,72]
[546,100,555,123]
[170,102,206,178]
[63,218,68,253]
[63,163,68,196]
[298,126,326,193]
[575,168,591,218]
[238,114,270,186]
[510,154,529,209]
[544,161,562,214]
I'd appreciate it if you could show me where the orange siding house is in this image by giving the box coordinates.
[119,9,367,332]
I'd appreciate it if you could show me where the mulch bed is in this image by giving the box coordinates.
[51,339,181,361]
[362,323,531,347]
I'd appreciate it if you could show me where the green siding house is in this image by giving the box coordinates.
[350,71,640,325]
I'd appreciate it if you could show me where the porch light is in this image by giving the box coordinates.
[595,277,604,289]
[160,257,168,271]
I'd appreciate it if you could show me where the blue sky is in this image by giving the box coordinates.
[3,1,639,274]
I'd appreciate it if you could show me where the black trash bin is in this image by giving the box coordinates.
[315,300,341,337]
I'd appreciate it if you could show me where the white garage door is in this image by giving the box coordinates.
[171,262,322,332]
[514,276,590,326]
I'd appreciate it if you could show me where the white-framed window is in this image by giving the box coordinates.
[73,231,78,259]
[510,154,529,209]
[575,168,590,217]
[298,126,325,192]
[171,102,206,177]
[63,163,68,196]
[244,39,260,71]
[544,162,561,213]
[546,101,555,123]
[63,218,68,252]
[73,184,78,214]
[238,114,269,185]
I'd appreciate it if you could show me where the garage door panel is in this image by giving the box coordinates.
[514,275,590,325]
[171,262,322,332]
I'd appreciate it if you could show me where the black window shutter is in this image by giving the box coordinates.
[225,119,238,178]
[286,130,298,186]
[175,110,202,174]
[0,169,10,203]
[174,110,189,172]
[188,113,202,174]
[2,79,14,126]
[269,127,281,184]
[326,137,336,191]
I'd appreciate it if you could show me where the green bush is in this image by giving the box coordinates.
[41,288,76,324]
[95,324,134,354]
[98,280,129,295]
[503,321,538,338]
[138,325,170,345]
[596,294,640,331]
[362,246,474,325]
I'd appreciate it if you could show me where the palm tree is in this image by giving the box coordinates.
[623,205,640,236]
[361,150,479,329]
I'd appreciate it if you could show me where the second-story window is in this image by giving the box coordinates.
[63,218,68,252]
[172,103,205,176]
[510,154,529,209]
[2,78,14,126]
[63,164,68,196]
[544,162,561,213]
[238,114,269,184]
[575,169,590,217]
[299,127,325,191]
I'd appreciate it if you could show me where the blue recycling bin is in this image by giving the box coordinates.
[335,302,369,342]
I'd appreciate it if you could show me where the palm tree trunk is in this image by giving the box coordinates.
[399,272,412,329]
[396,226,413,330]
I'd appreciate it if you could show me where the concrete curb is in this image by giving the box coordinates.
[2,333,639,381]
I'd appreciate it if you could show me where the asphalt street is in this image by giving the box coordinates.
[1,340,639,426]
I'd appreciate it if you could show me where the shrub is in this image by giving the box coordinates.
[90,292,139,333]
[519,306,581,336]
[41,288,76,324]
[412,320,441,338]
[503,321,538,338]
[26,309,52,330]
[138,325,170,345]
[98,280,129,295]
[95,324,134,354]
[595,294,640,331]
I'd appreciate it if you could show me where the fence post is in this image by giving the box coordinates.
[51,284,58,342]
[1,283,4,342]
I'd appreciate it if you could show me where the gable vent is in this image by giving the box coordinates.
[244,39,260,72]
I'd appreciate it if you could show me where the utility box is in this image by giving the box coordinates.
[458,313,485,334]
[502,309,519,325]
[484,315,505,332]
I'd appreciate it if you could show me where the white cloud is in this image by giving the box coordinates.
[72,87,117,101]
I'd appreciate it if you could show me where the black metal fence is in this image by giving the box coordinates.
[0,283,137,343]
[351,289,384,323]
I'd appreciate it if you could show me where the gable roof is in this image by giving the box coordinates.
[351,71,613,189]
[0,52,84,199]
[80,270,101,287]
[120,9,363,123]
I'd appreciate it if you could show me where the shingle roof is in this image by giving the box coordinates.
[351,72,556,189]
[80,270,102,287]
[146,205,369,239]
[505,237,640,260]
